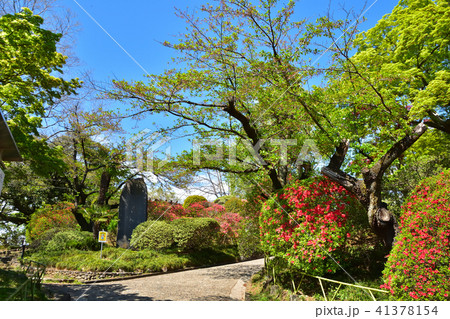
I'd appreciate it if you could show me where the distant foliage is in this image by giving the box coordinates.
[26,202,79,241]
[260,176,365,276]
[224,196,246,214]
[130,220,175,250]
[183,195,207,209]
[214,195,235,205]
[382,170,450,300]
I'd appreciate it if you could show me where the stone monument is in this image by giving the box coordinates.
[117,178,148,248]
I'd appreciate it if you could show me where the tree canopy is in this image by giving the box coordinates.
[0,8,80,174]
[110,0,450,247]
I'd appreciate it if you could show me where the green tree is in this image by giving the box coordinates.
[51,102,135,232]
[109,0,449,248]
[318,0,449,246]
[0,7,80,234]
[109,0,330,191]
[0,8,80,174]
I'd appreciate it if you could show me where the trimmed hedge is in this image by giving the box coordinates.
[183,195,207,209]
[131,218,221,251]
[172,218,220,250]
[381,170,450,300]
[130,221,175,250]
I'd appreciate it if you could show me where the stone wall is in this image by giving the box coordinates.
[43,268,146,282]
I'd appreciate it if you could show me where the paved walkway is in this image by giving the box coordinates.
[43,258,264,301]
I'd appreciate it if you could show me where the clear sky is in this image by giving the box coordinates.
[59,0,399,150]
[63,0,398,83]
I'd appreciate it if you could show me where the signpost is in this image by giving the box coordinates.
[98,231,107,259]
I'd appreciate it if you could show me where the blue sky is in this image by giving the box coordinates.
[59,0,399,152]
[64,0,397,83]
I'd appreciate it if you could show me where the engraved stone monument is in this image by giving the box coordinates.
[117,178,148,248]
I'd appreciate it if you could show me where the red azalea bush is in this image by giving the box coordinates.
[186,202,242,242]
[27,202,79,241]
[147,199,243,242]
[260,176,365,276]
[147,200,187,221]
[381,170,450,300]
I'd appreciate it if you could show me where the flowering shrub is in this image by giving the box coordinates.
[381,170,450,300]
[260,176,365,276]
[186,203,242,242]
[27,202,79,241]
[147,200,186,221]
[148,200,243,243]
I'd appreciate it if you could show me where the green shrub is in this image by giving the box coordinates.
[237,218,263,260]
[26,202,79,241]
[260,176,366,276]
[183,195,207,209]
[29,227,66,251]
[214,195,234,205]
[224,196,246,214]
[45,230,99,252]
[172,218,220,250]
[130,221,175,250]
[381,170,450,300]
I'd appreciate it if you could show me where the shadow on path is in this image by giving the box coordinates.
[44,283,154,301]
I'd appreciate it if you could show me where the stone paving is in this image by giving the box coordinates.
[43,258,264,301]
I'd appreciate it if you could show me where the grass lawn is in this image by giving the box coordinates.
[25,245,240,273]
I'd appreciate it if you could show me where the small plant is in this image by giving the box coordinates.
[237,218,263,260]
[381,170,450,301]
[182,195,207,209]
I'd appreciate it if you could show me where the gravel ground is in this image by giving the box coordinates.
[43,258,264,301]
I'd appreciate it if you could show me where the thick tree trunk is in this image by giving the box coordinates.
[71,206,92,232]
[97,171,111,206]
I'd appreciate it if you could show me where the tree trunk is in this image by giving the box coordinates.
[322,123,427,248]
[71,206,92,232]
[97,171,111,206]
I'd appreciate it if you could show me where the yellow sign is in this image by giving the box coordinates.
[98,231,108,243]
